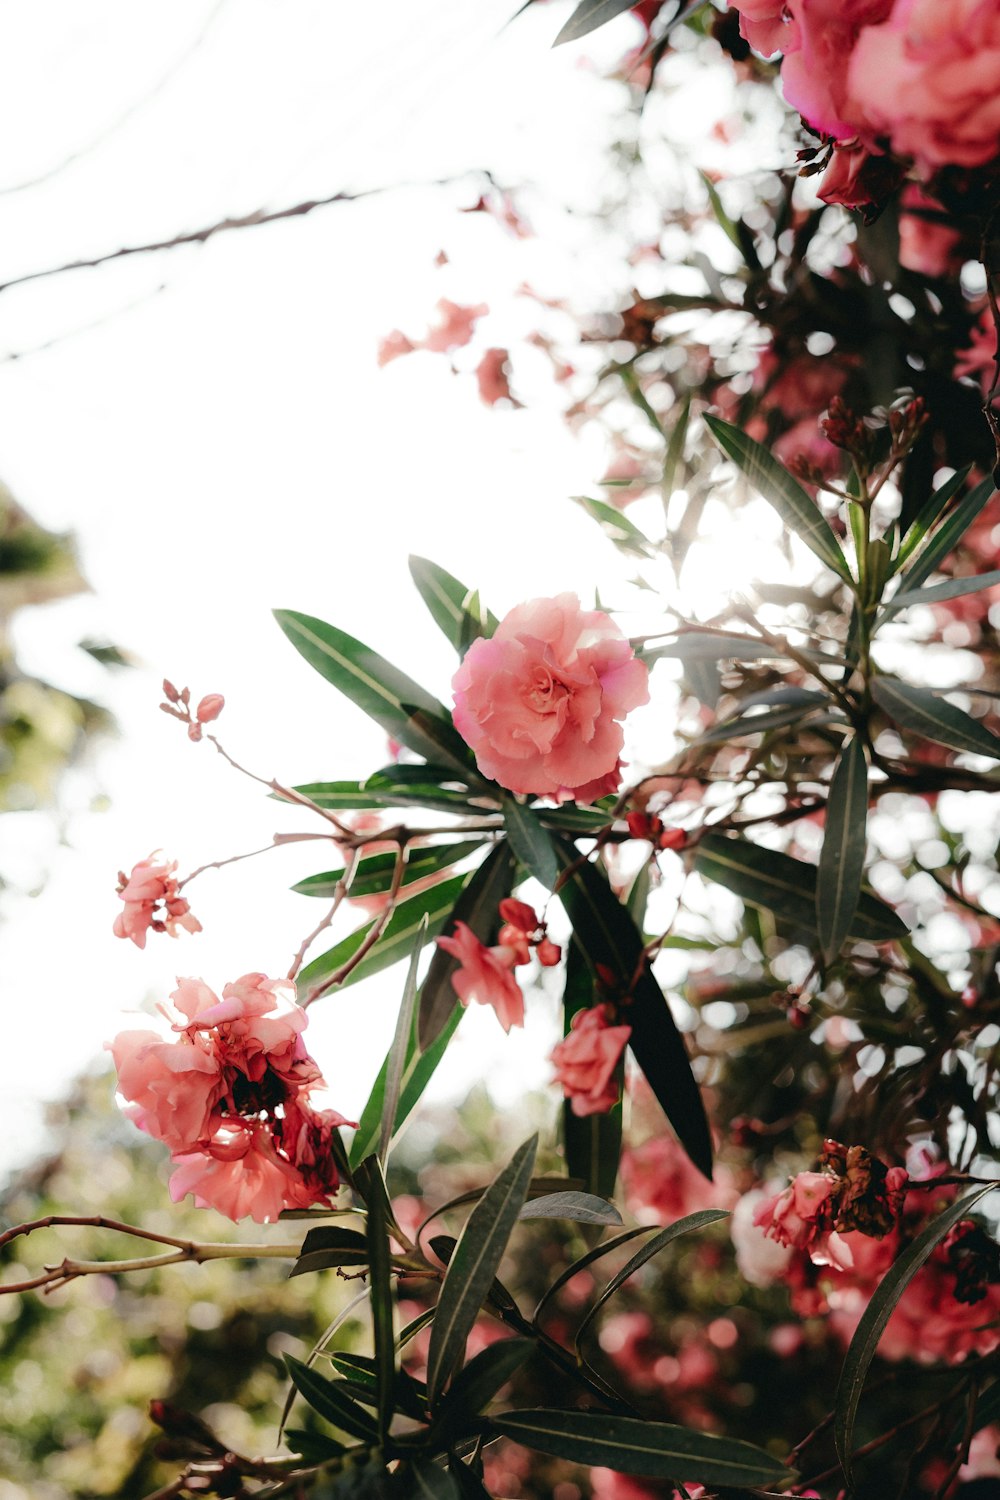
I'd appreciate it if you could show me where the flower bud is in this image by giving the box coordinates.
[195,693,225,724]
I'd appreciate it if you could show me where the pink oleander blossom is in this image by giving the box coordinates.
[550,1003,631,1116]
[451,593,649,800]
[735,0,800,56]
[780,0,892,142]
[113,852,201,949]
[436,920,526,1032]
[621,1132,735,1225]
[169,1120,315,1225]
[107,1025,223,1150]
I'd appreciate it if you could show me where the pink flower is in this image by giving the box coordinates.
[898,187,964,276]
[754,1170,838,1256]
[780,0,892,142]
[476,347,514,406]
[107,1025,223,1149]
[436,920,526,1032]
[113,852,201,949]
[621,1132,734,1225]
[735,0,800,56]
[377,329,415,366]
[732,1189,795,1286]
[451,594,649,800]
[195,693,224,724]
[169,1120,314,1225]
[423,298,488,354]
[550,1003,631,1116]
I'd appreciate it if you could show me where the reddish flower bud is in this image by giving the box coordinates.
[536,937,562,967]
[499,897,539,933]
[658,827,687,851]
[162,679,181,704]
[196,693,225,724]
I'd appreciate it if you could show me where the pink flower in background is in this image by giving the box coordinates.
[621,1132,734,1224]
[113,852,201,949]
[377,329,416,366]
[550,1003,631,1116]
[476,347,514,406]
[436,920,526,1032]
[897,186,964,276]
[452,593,648,800]
[423,298,488,353]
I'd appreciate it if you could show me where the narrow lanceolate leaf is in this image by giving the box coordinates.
[363,1156,397,1443]
[554,0,635,46]
[274,608,458,764]
[407,1461,461,1499]
[517,1191,622,1227]
[662,393,690,498]
[419,841,516,1049]
[555,842,713,1179]
[490,1410,790,1486]
[871,676,1000,761]
[533,1226,654,1325]
[575,1210,729,1354]
[693,694,830,746]
[503,799,559,891]
[448,1458,493,1499]
[696,833,907,944]
[572,494,655,559]
[817,735,869,963]
[562,936,622,1201]
[891,464,970,567]
[299,874,470,993]
[887,476,995,602]
[294,841,485,900]
[289,1226,370,1278]
[379,916,427,1166]
[834,1183,997,1488]
[426,1135,538,1405]
[284,1356,379,1442]
[290,775,478,816]
[409,555,498,655]
[704,415,852,582]
[640,632,791,664]
[435,1338,535,1429]
[351,1002,463,1168]
[888,568,1000,612]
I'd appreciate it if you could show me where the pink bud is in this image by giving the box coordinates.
[499,897,538,933]
[196,694,225,724]
[536,938,562,967]
[162,679,181,704]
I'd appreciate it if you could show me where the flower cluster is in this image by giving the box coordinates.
[114,852,201,950]
[734,0,1000,206]
[160,680,225,742]
[452,593,649,801]
[108,973,354,1223]
[550,1003,632,1117]
[754,1140,908,1268]
[436,897,561,1034]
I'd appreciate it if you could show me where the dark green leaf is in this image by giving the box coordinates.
[380,915,428,1165]
[283,1427,346,1462]
[693,693,830,746]
[294,842,486,900]
[575,1209,729,1353]
[562,937,622,1201]
[572,494,655,559]
[536,803,611,833]
[640,632,790,663]
[888,568,1000,612]
[886,476,996,605]
[555,843,713,1179]
[404,708,481,778]
[299,874,470,993]
[532,1226,655,1325]
[407,1461,461,1500]
[284,1355,379,1442]
[517,1191,622,1226]
[363,1156,397,1442]
[699,171,742,252]
[426,1135,538,1404]
[419,842,516,1049]
[872,676,1000,761]
[834,1183,997,1488]
[329,1355,428,1423]
[490,1410,790,1485]
[891,465,971,572]
[503,800,559,891]
[695,832,907,943]
[662,393,690,498]
[817,735,869,963]
[435,1338,534,1426]
[704,415,852,582]
[351,1003,464,1169]
[448,1456,493,1499]
[290,1226,369,1278]
[553,0,635,44]
[289,776,478,816]
[409,556,498,655]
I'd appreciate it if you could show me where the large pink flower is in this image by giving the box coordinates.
[107,1026,223,1150]
[550,1003,631,1117]
[452,594,649,800]
[169,1120,314,1225]
[436,920,525,1032]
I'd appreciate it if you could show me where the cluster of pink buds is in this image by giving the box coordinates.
[436,898,562,1035]
[114,853,201,950]
[496,897,561,968]
[755,1140,908,1269]
[160,680,225,742]
[626,810,687,852]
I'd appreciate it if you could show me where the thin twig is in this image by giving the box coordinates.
[303,844,408,1005]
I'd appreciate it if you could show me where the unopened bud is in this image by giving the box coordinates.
[162,679,181,704]
[499,897,539,933]
[536,937,562,967]
[195,693,225,724]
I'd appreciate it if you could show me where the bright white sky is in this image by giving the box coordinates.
[0,1,788,1180]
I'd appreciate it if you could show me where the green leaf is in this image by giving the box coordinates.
[283,1428,346,1463]
[562,937,622,1201]
[891,465,971,570]
[361,1156,397,1442]
[533,1226,655,1325]
[695,832,907,943]
[289,1226,370,1278]
[817,735,869,963]
[284,1355,379,1442]
[419,842,516,1049]
[274,608,460,764]
[503,800,560,891]
[517,1191,622,1226]
[380,916,427,1166]
[871,676,1000,761]
[299,874,470,993]
[554,0,635,45]
[662,393,691,499]
[426,1135,538,1405]
[640,632,791,663]
[490,1410,791,1486]
[572,494,655,559]
[887,568,1000,612]
[834,1183,997,1488]
[407,1461,462,1500]
[351,1003,464,1169]
[536,803,611,834]
[886,476,996,605]
[435,1338,535,1427]
[294,841,486,900]
[409,556,498,655]
[448,1457,493,1499]
[693,693,830,746]
[699,170,742,252]
[289,776,479,816]
[704,415,852,582]
[554,842,713,1179]
[575,1210,729,1354]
